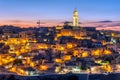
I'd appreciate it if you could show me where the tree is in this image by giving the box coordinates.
[13,59,22,65]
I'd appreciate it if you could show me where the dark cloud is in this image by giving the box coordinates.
[98,20,113,23]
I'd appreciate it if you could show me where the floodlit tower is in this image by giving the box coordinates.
[73,9,79,27]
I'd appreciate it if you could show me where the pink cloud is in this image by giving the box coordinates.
[0,20,120,31]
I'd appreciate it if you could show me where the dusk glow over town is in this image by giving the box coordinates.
[0,0,120,29]
[1,0,120,80]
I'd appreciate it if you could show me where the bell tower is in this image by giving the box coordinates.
[73,9,79,27]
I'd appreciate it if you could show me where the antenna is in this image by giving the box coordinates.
[37,20,40,28]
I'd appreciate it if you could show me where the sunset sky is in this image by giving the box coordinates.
[0,0,120,27]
